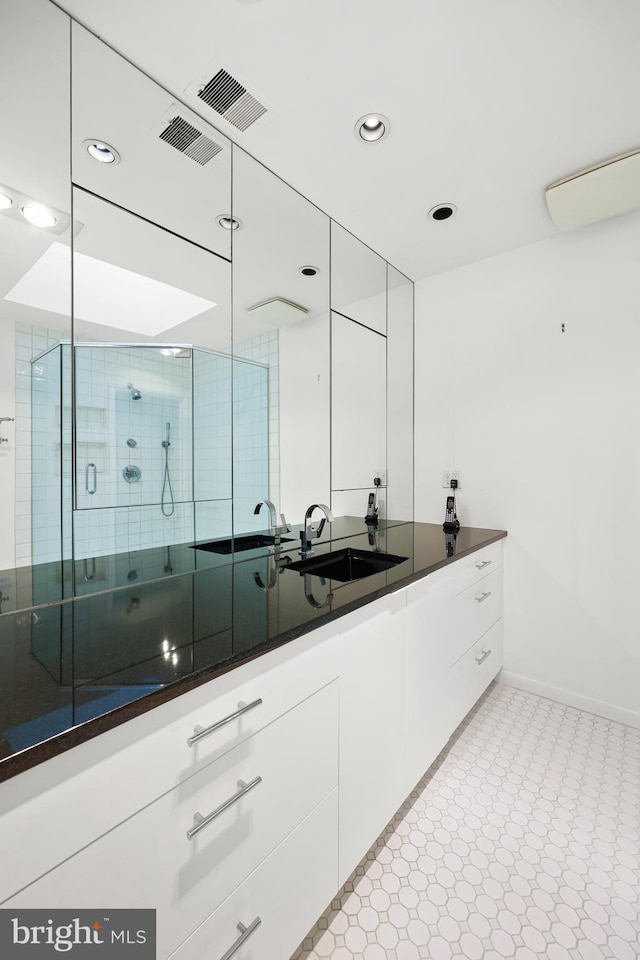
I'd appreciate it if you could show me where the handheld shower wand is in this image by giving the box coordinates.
[161,421,175,517]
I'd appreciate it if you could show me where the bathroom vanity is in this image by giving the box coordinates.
[0,521,505,960]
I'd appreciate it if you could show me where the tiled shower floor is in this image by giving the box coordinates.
[292,683,640,960]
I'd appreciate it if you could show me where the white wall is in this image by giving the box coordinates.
[415,210,640,728]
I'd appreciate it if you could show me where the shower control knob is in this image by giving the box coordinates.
[122,465,142,483]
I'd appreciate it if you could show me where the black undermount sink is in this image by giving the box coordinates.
[285,547,408,583]
[192,534,294,555]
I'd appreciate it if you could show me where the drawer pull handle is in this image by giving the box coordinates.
[475,559,492,569]
[475,591,491,603]
[187,698,263,747]
[219,917,262,960]
[475,648,492,665]
[187,776,262,841]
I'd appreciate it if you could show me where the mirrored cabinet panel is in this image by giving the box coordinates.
[331,312,387,495]
[232,148,331,532]
[387,265,414,521]
[70,28,233,592]
[0,0,72,608]
[330,221,387,335]
[71,22,233,260]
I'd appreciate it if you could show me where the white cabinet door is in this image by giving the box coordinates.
[5,682,339,959]
[337,590,407,886]
[171,789,339,960]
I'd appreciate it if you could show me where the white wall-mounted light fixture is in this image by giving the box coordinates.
[21,204,57,228]
[546,147,640,229]
[354,114,390,143]
[0,182,69,234]
[83,139,121,164]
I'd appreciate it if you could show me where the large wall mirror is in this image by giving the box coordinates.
[0,0,72,611]
[69,22,233,595]
[1,0,413,619]
[232,148,331,531]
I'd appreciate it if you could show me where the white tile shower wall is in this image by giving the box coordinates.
[73,346,194,560]
[293,682,640,960]
[234,331,279,533]
[193,352,232,498]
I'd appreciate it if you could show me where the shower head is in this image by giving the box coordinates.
[128,383,142,400]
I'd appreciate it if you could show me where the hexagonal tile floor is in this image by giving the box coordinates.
[291,682,639,960]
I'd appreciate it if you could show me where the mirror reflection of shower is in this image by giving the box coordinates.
[161,421,174,517]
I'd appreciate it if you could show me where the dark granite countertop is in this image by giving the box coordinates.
[0,519,506,782]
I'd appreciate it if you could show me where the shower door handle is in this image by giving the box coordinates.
[85,463,97,495]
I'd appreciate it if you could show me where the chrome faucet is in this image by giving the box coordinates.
[253,500,289,537]
[300,503,334,557]
[254,499,278,537]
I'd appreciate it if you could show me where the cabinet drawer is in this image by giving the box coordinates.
[5,681,339,959]
[448,567,502,665]
[429,540,503,600]
[0,619,340,904]
[171,788,339,960]
[445,619,503,733]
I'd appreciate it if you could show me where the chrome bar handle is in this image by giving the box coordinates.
[475,648,492,665]
[187,776,262,841]
[475,591,491,603]
[219,917,262,960]
[475,559,492,569]
[85,463,97,495]
[187,698,262,747]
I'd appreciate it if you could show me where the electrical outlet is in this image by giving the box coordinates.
[442,470,461,489]
[375,471,387,487]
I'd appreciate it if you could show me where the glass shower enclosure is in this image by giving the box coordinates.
[31,342,269,592]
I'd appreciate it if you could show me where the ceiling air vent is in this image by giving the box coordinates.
[159,115,222,165]
[197,68,267,132]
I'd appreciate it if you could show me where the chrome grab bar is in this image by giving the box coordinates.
[475,648,492,665]
[219,917,262,960]
[187,698,263,747]
[475,559,492,569]
[187,776,262,841]
[85,462,97,495]
[475,591,491,603]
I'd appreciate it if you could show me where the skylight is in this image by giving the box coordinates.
[4,242,217,335]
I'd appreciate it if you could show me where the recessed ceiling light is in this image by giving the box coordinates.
[355,114,390,143]
[428,203,457,221]
[299,265,319,277]
[0,191,13,210]
[21,204,57,228]
[216,214,243,230]
[83,140,121,164]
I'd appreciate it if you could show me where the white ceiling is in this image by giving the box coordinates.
[56,0,640,281]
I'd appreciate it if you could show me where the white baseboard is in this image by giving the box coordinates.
[499,671,640,731]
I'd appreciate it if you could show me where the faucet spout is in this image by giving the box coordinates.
[254,499,278,537]
[300,503,334,557]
